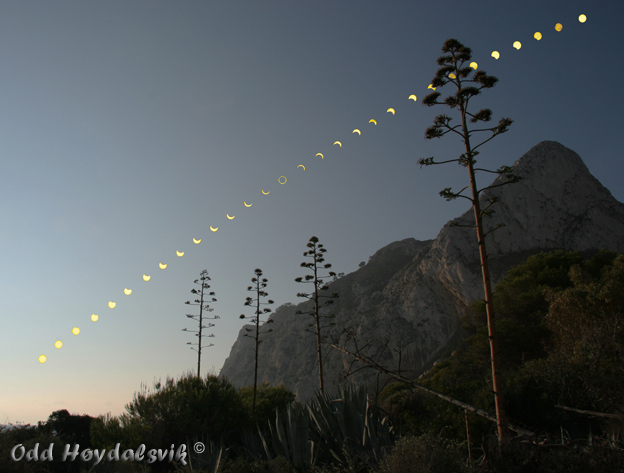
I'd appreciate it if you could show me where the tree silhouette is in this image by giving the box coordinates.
[295,236,339,393]
[419,38,522,445]
[239,268,274,415]
[40,409,94,449]
[183,269,219,378]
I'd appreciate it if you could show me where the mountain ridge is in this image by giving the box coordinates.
[220,141,624,400]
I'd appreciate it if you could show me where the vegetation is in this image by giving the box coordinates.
[380,250,623,443]
[183,269,220,377]
[238,382,295,427]
[3,249,623,472]
[239,268,275,415]
[294,236,339,394]
[419,38,521,444]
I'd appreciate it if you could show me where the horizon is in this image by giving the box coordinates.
[3,0,623,426]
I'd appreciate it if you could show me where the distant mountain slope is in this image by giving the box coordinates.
[220,141,624,400]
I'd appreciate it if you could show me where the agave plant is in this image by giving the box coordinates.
[258,402,318,466]
[307,386,394,464]
[180,435,223,473]
[258,386,393,468]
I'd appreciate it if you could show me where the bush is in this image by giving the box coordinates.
[119,372,247,449]
[481,439,624,473]
[238,383,296,428]
[380,433,467,473]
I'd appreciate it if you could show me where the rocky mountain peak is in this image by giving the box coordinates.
[220,141,624,400]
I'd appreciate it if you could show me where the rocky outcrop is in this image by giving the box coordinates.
[220,141,624,400]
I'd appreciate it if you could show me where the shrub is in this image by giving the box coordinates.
[380,432,467,473]
[122,372,247,448]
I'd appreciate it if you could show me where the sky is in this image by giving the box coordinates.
[2,0,623,427]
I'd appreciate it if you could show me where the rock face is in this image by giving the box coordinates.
[220,141,624,400]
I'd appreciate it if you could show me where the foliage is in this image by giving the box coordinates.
[240,268,275,415]
[0,423,67,473]
[182,269,220,378]
[239,383,296,427]
[295,236,339,393]
[419,37,518,217]
[254,386,392,470]
[377,385,436,438]
[420,38,520,443]
[120,372,247,449]
[391,249,623,439]
[36,409,95,450]
[306,387,393,467]
[380,432,468,473]
[90,411,148,452]
[218,455,300,473]
[479,439,624,473]
[259,403,316,467]
[528,253,624,414]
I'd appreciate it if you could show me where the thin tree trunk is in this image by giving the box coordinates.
[461,99,508,446]
[314,255,324,393]
[253,301,260,416]
[198,289,203,378]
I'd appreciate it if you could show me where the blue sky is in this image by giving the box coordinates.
[2,0,622,426]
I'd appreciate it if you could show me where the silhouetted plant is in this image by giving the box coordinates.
[122,372,247,449]
[183,269,219,378]
[295,236,339,394]
[240,268,274,416]
[238,382,295,426]
[419,38,521,445]
[38,409,94,450]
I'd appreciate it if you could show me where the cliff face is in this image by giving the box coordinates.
[220,141,624,400]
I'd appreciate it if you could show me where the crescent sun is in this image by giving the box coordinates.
[387,108,395,115]
[369,119,377,125]
[353,129,361,135]
[210,226,218,232]
[409,94,417,101]
[176,250,184,257]
[262,189,270,195]
[297,164,305,170]
[159,263,167,269]
[315,153,324,159]
[227,214,235,220]
[193,238,201,244]
[334,141,342,147]
[244,201,252,207]
[143,274,151,281]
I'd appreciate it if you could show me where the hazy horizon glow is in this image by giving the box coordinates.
[2,0,623,426]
